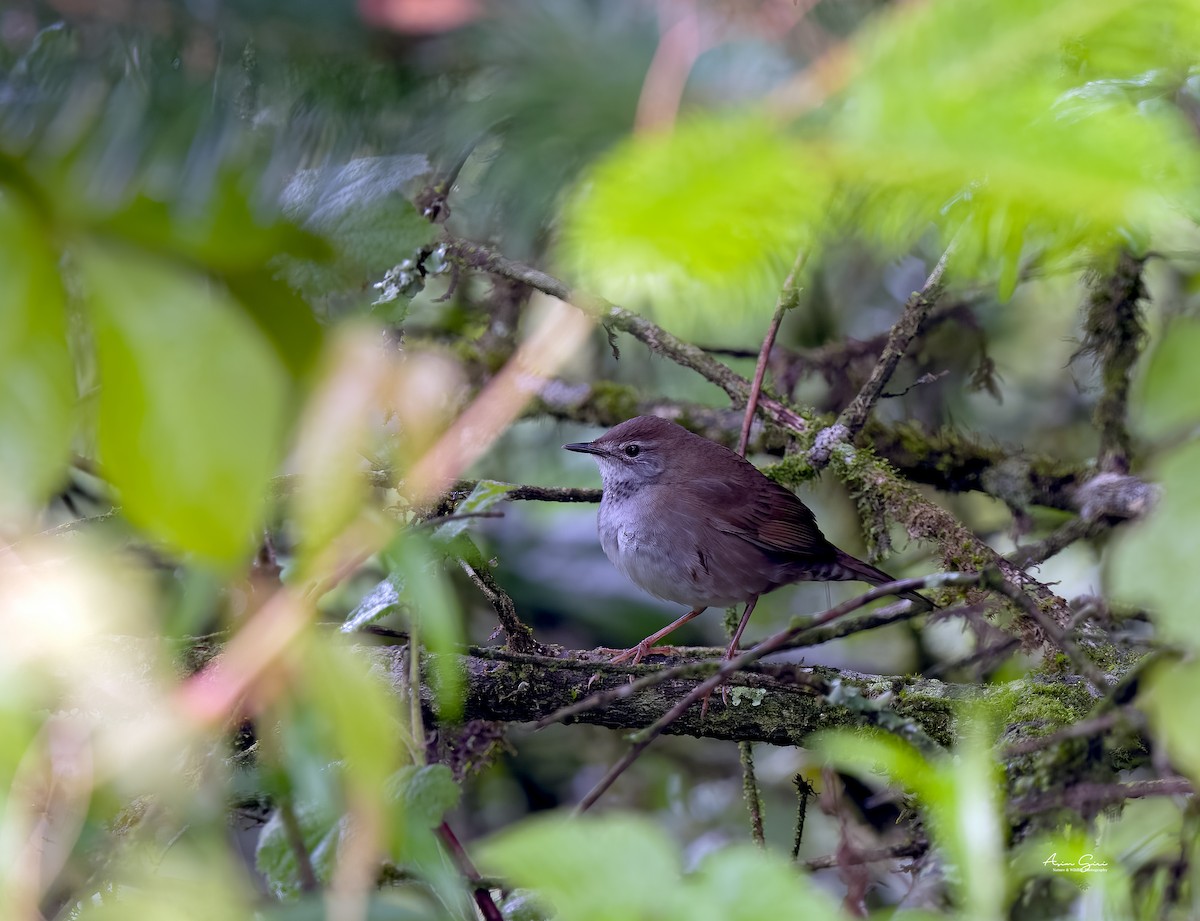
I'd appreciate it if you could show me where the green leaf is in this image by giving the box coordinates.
[689,845,847,921]
[1109,440,1200,648]
[302,639,406,798]
[817,708,1005,921]
[388,764,461,829]
[479,814,682,921]
[0,196,75,510]
[223,268,325,382]
[431,479,515,543]
[1141,658,1200,786]
[79,243,288,563]
[1133,318,1200,440]
[262,897,441,921]
[341,576,404,633]
[88,182,328,274]
[382,533,464,722]
[480,814,848,921]
[256,804,343,900]
[557,114,822,331]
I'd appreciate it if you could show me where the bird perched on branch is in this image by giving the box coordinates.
[564,415,928,667]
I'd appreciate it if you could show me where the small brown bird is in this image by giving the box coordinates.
[564,415,925,665]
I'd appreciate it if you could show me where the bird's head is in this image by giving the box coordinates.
[563,415,692,491]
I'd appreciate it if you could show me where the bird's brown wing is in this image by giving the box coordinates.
[679,476,835,560]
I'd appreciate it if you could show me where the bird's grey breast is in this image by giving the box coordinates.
[596,484,751,608]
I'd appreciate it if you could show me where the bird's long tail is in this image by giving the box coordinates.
[831,549,932,607]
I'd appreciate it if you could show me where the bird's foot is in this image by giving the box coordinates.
[608,642,685,666]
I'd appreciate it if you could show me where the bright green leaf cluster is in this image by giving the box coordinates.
[559,0,1200,324]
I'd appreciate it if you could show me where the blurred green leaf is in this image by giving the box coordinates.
[289,327,384,570]
[431,479,514,543]
[0,196,74,511]
[480,813,846,921]
[262,896,442,921]
[383,533,464,722]
[79,840,257,921]
[223,268,325,381]
[1139,658,1200,785]
[1109,440,1200,647]
[388,764,461,830]
[385,764,462,873]
[688,845,847,921]
[1133,318,1200,440]
[257,802,343,899]
[89,183,327,274]
[560,0,1200,315]
[828,0,1200,277]
[558,114,820,328]
[79,243,288,563]
[302,638,406,798]
[817,708,1005,921]
[479,813,681,920]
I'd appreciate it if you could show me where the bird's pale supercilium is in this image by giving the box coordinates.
[563,415,927,665]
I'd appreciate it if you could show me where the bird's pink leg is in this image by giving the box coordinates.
[724,596,758,660]
[609,607,707,665]
[702,596,758,716]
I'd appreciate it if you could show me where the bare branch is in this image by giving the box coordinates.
[458,558,542,655]
[738,250,808,456]
[836,243,955,440]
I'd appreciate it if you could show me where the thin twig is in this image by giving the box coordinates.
[836,241,956,441]
[458,559,541,654]
[737,250,808,456]
[729,263,799,852]
[437,822,504,921]
[792,776,814,862]
[1006,517,1107,569]
[575,573,979,813]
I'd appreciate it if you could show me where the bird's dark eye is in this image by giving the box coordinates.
[623,444,640,457]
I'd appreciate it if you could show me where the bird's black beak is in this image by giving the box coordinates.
[563,441,604,455]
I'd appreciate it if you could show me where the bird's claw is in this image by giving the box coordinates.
[608,642,648,666]
[698,680,730,719]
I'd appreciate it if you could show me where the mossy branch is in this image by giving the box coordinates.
[380,642,1092,751]
[1077,251,1146,474]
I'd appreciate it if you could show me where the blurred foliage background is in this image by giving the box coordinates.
[3,0,1200,919]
